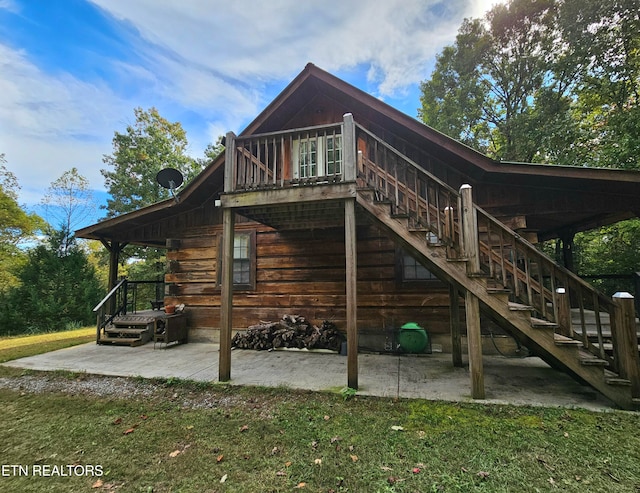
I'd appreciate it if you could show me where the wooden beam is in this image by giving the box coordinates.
[345,198,358,389]
[465,290,484,399]
[449,284,463,367]
[219,208,235,382]
[221,182,357,208]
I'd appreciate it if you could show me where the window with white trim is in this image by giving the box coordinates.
[217,231,256,290]
[398,250,439,282]
[293,135,342,179]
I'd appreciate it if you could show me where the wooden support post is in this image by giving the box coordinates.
[345,198,358,389]
[556,288,572,338]
[450,284,463,367]
[343,113,356,182]
[612,292,640,398]
[465,290,485,399]
[224,131,237,193]
[219,207,235,382]
[444,206,454,258]
[459,185,481,275]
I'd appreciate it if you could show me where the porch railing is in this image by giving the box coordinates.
[93,279,165,342]
[231,122,344,191]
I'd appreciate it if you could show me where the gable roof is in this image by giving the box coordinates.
[77,63,640,244]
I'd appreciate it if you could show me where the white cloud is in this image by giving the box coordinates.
[89,0,499,98]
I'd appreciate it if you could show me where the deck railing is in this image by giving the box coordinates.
[230,122,345,191]
[354,123,638,385]
[93,279,165,342]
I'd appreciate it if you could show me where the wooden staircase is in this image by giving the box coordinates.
[354,123,640,410]
[98,314,155,346]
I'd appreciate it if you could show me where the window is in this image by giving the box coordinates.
[233,235,251,285]
[293,134,342,179]
[398,250,439,282]
[218,231,256,290]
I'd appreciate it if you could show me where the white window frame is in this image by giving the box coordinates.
[293,134,342,179]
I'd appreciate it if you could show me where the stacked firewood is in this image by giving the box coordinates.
[232,314,343,351]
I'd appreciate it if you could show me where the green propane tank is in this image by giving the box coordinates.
[398,322,428,353]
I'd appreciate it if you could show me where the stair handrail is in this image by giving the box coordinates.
[355,123,635,378]
[93,278,127,313]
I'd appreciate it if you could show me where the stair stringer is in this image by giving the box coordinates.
[356,191,636,410]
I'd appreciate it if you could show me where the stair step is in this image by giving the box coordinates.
[105,327,149,335]
[605,376,632,386]
[553,334,582,345]
[487,287,511,295]
[391,213,410,219]
[98,336,148,347]
[509,302,533,311]
[531,318,559,330]
[578,350,609,367]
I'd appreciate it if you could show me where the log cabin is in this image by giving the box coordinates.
[77,63,640,409]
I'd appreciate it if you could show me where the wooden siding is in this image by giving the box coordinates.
[164,220,451,339]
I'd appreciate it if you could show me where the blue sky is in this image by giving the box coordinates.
[0,0,499,228]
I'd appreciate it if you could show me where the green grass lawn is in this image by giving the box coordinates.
[0,327,94,364]
[0,331,639,492]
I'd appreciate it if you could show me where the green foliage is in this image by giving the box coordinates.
[101,107,203,218]
[0,158,46,293]
[0,229,102,336]
[419,0,640,170]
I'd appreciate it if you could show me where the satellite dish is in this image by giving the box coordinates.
[156,168,184,202]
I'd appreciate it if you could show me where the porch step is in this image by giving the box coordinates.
[98,335,150,347]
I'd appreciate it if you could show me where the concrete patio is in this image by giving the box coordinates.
[1,341,620,411]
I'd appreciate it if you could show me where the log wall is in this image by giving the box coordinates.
[164,219,452,343]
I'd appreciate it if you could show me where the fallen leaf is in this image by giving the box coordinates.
[92,479,104,488]
[216,454,224,463]
[330,436,341,443]
[276,471,286,477]
[139,414,148,420]
[285,461,292,467]
[311,440,319,449]
[563,432,569,438]
[391,425,404,431]
[220,474,228,483]
[412,467,421,474]
[477,471,490,480]
[239,425,249,432]
[169,450,181,458]
[324,415,330,421]
[123,428,135,435]
[380,466,393,471]
[350,454,358,462]
[548,477,555,485]
[112,418,122,425]
[295,482,306,488]
[186,425,194,430]
[271,447,280,455]
[314,458,322,465]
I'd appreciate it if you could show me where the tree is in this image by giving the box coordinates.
[0,228,102,335]
[101,107,203,218]
[197,136,226,167]
[419,0,573,162]
[0,156,45,293]
[40,167,95,256]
